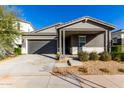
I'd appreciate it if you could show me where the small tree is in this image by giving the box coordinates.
[0,6,21,58]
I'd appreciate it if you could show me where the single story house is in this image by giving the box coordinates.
[22,16,116,55]
[112,29,124,52]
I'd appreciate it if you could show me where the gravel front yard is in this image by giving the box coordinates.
[82,61,124,75]
[53,61,124,75]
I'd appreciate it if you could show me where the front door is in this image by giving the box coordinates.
[78,36,86,52]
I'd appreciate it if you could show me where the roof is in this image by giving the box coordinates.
[35,23,63,33]
[56,16,116,30]
[112,29,124,33]
[17,19,31,24]
[22,32,57,36]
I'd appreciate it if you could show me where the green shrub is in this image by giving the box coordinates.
[0,49,6,60]
[118,68,124,73]
[111,45,122,53]
[89,52,99,61]
[113,56,121,61]
[99,68,110,73]
[120,53,124,61]
[14,47,21,55]
[99,52,111,61]
[111,52,121,61]
[78,51,89,61]
[0,52,5,60]
[111,52,124,61]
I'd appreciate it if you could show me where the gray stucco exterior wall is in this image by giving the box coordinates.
[71,33,104,47]
[69,32,105,54]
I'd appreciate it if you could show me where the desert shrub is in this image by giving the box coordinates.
[52,67,59,73]
[55,52,61,60]
[99,52,111,61]
[14,47,21,55]
[99,68,110,73]
[78,67,88,73]
[89,52,99,60]
[111,45,122,53]
[118,68,124,73]
[52,67,68,75]
[78,51,89,61]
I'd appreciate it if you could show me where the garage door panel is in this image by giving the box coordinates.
[28,40,57,54]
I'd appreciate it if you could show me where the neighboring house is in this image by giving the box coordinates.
[17,19,34,32]
[111,29,124,52]
[22,16,116,55]
[15,19,34,47]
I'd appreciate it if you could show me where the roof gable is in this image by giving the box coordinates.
[57,16,116,30]
[35,23,62,33]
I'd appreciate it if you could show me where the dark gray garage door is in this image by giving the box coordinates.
[28,39,57,54]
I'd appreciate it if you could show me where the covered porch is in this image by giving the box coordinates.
[58,29,108,55]
[56,17,115,55]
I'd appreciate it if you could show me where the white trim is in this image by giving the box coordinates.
[21,38,28,54]
[63,30,65,54]
[82,47,104,53]
[71,47,104,54]
[26,39,28,54]
[59,30,62,53]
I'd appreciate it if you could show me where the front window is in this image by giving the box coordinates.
[79,36,86,50]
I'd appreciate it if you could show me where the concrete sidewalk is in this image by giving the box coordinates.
[0,74,124,88]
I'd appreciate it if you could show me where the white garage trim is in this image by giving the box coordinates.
[27,39,57,54]
[21,38,28,54]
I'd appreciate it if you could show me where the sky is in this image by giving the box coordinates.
[13,5,124,30]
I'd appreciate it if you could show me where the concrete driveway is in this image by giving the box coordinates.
[0,54,124,88]
[0,54,79,88]
[0,54,55,76]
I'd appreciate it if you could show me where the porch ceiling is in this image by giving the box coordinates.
[61,27,106,31]
[64,31,104,37]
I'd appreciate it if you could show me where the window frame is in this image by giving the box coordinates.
[78,36,86,48]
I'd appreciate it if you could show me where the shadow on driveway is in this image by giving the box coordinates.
[51,72,106,88]
[41,54,56,60]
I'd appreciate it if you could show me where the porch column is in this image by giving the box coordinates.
[108,31,111,53]
[59,30,62,54]
[63,30,65,55]
[105,30,108,52]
